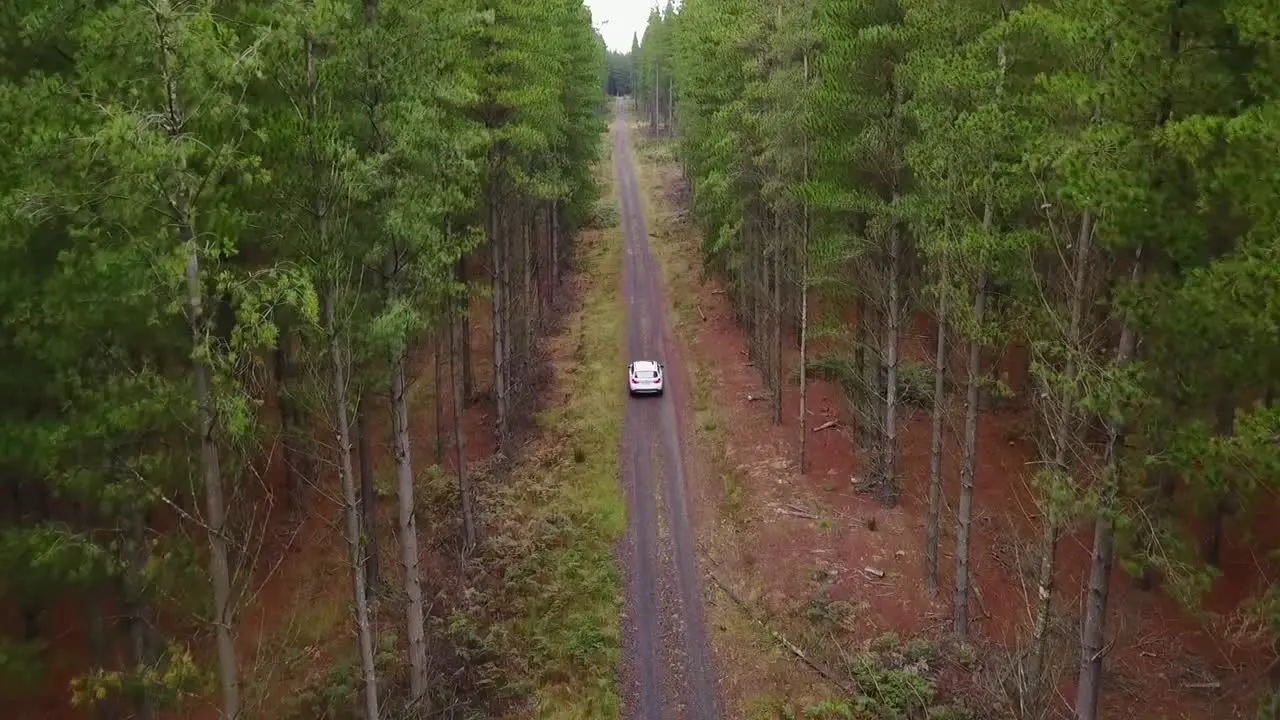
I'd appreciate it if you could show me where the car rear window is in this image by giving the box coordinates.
[636,370,656,379]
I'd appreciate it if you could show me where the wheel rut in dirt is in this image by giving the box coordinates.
[613,100,719,720]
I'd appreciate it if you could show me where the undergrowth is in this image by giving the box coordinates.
[791,354,937,409]
[473,143,627,719]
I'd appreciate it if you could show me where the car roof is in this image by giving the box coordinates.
[631,360,660,371]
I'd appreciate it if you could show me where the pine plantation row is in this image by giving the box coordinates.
[632,0,1280,718]
[1,1,607,719]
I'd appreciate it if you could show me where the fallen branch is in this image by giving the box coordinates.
[813,420,839,432]
[1182,681,1220,690]
[973,583,993,619]
[706,569,855,696]
[780,503,818,520]
[697,303,707,321]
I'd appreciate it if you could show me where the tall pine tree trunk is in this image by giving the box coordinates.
[457,257,473,401]
[953,270,989,640]
[275,331,309,515]
[798,52,810,473]
[165,43,239,715]
[390,334,428,702]
[324,289,380,720]
[434,333,444,465]
[490,192,509,451]
[883,206,902,505]
[772,210,783,426]
[501,205,514,440]
[124,509,154,720]
[451,304,476,553]
[1026,209,1093,708]
[356,401,379,593]
[953,41,1004,640]
[925,265,948,594]
[1076,250,1143,720]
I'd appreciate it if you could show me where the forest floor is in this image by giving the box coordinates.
[624,118,1277,719]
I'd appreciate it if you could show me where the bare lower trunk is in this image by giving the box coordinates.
[1076,251,1143,720]
[524,209,534,344]
[386,250,429,704]
[490,196,508,451]
[275,333,308,515]
[124,511,154,720]
[882,211,901,505]
[953,271,989,640]
[551,199,560,291]
[325,291,381,720]
[457,258,473,401]
[434,333,444,465]
[798,57,810,472]
[161,6,239,710]
[187,247,240,719]
[798,220,809,473]
[772,210,782,426]
[451,306,476,553]
[356,401,379,592]
[925,274,947,594]
[501,207,514,439]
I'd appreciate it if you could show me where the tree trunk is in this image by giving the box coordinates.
[356,401,379,593]
[159,7,239,711]
[490,193,508,451]
[551,198,561,291]
[524,207,535,344]
[275,332,308,515]
[457,257,473,402]
[667,76,673,134]
[124,510,154,720]
[434,333,444,466]
[187,246,239,719]
[501,204,514,439]
[925,270,947,594]
[1206,393,1236,567]
[953,270,990,640]
[653,67,659,131]
[1026,209,1093,705]
[385,250,429,705]
[324,290,381,720]
[1076,250,1143,720]
[451,305,476,553]
[772,209,783,426]
[883,208,902,506]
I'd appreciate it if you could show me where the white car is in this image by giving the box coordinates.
[628,360,665,396]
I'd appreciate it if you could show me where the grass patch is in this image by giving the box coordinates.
[476,137,627,719]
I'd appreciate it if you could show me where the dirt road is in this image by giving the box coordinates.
[613,101,719,720]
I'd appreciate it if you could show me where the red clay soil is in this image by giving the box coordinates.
[642,153,1276,718]
[4,281,500,720]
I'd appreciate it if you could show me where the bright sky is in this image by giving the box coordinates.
[585,0,658,52]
